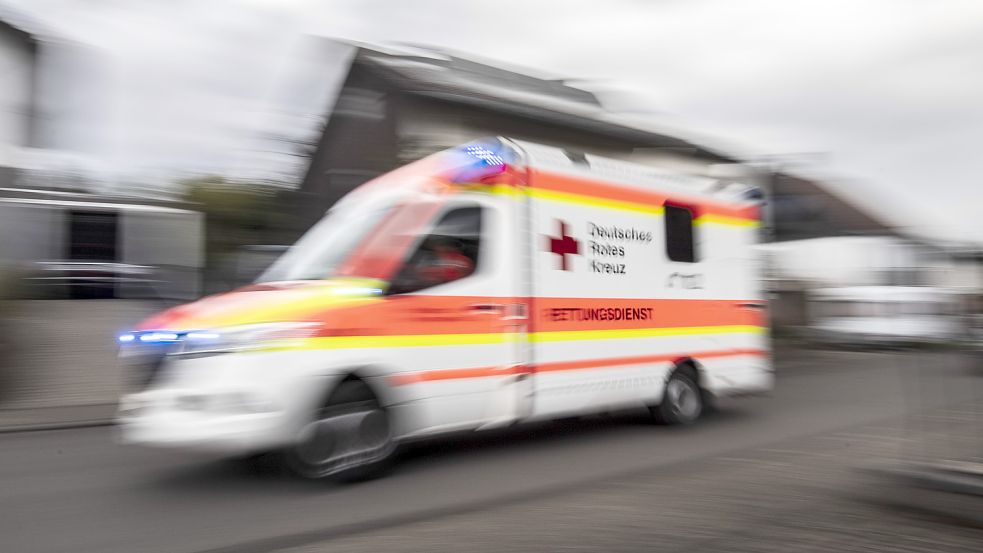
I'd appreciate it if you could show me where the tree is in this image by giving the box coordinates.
[179,176,287,292]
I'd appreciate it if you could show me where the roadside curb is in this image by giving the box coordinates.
[861,461,983,527]
[0,403,117,434]
[0,419,114,434]
[863,460,983,495]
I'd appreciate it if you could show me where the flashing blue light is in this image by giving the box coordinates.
[450,142,511,183]
[118,333,135,343]
[463,145,506,168]
[139,331,180,343]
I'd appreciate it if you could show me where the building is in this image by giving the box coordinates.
[286,40,763,233]
[0,6,110,191]
[279,40,983,331]
[769,171,890,242]
[0,12,38,184]
[0,7,198,301]
[275,39,924,251]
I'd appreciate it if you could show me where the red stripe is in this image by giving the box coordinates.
[313,296,765,338]
[535,348,767,373]
[388,348,768,386]
[389,365,523,386]
[533,298,765,333]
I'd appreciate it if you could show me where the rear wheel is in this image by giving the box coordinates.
[285,379,396,482]
[652,369,703,425]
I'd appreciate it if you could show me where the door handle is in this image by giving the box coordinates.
[737,302,767,310]
[468,303,506,314]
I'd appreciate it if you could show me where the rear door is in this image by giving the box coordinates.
[526,169,669,419]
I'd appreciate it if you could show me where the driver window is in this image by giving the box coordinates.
[388,206,483,294]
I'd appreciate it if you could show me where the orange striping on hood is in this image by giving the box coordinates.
[135,279,384,331]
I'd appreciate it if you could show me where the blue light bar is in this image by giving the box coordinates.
[138,331,180,344]
[448,140,515,183]
[462,145,506,169]
[118,330,213,346]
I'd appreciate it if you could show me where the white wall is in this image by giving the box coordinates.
[0,35,114,189]
[0,25,34,162]
[759,236,925,287]
[32,40,111,155]
[932,259,983,289]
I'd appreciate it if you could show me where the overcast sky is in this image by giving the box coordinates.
[6,0,983,243]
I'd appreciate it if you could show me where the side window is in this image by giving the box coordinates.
[664,203,696,263]
[388,206,483,294]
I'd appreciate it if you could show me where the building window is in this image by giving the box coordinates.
[664,203,696,263]
[68,210,118,262]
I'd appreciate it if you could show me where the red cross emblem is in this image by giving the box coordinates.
[546,220,580,270]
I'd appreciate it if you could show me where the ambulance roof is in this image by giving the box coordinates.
[506,139,761,206]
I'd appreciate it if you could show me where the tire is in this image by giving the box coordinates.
[285,379,397,482]
[651,369,703,425]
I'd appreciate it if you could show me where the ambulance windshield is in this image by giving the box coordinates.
[257,202,393,283]
[257,150,462,284]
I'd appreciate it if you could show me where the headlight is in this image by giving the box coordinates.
[175,391,279,413]
[172,322,321,358]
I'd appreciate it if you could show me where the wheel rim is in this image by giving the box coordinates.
[295,403,394,477]
[667,378,701,422]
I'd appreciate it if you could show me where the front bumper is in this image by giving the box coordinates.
[116,391,296,455]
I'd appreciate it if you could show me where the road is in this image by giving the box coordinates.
[1,347,981,553]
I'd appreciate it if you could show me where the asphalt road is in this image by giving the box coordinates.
[1,347,981,553]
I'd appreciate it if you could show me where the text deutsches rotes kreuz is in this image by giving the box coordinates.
[587,223,652,275]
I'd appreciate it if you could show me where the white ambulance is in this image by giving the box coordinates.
[116,138,771,481]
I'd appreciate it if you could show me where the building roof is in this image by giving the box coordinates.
[0,3,52,43]
[302,38,933,244]
[349,42,739,163]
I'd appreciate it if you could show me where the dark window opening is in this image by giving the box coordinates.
[389,206,483,294]
[664,203,696,263]
[66,210,119,299]
[68,210,118,261]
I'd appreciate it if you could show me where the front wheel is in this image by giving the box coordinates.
[651,370,703,425]
[285,380,397,482]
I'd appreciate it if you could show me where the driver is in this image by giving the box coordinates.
[415,236,475,285]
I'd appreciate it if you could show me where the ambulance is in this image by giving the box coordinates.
[116,138,771,481]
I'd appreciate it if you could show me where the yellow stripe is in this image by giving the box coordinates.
[527,188,666,216]
[179,296,380,330]
[170,278,391,330]
[529,325,764,343]
[695,214,761,228]
[462,184,526,198]
[463,183,756,227]
[267,325,764,351]
[280,332,513,351]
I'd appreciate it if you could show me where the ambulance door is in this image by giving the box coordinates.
[524,189,647,419]
[385,195,531,430]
